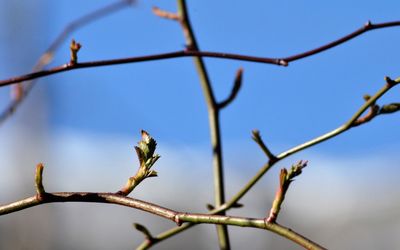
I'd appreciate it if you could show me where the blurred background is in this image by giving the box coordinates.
[0,0,399,249]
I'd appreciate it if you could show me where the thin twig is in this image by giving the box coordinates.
[251,130,277,162]
[283,21,400,62]
[175,0,230,248]
[0,0,134,125]
[152,7,180,21]
[1,20,400,88]
[218,68,243,109]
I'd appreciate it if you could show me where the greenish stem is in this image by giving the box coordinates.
[177,0,230,249]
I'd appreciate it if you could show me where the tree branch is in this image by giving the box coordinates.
[0,191,326,250]
[174,0,230,248]
[1,20,400,88]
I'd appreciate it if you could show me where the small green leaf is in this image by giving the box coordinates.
[139,130,157,160]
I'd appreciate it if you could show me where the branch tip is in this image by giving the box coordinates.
[231,202,244,208]
[152,6,180,21]
[69,39,82,65]
[133,223,155,241]
[365,20,372,28]
[363,94,371,101]
[384,76,396,87]
[252,130,276,161]
[206,204,215,211]
[379,103,400,114]
[218,67,244,108]
[35,163,46,198]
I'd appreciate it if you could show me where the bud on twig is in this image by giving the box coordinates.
[69,39,82,65]
[266,160,308,223]
[35,163,46,199]
[118,130,160,196]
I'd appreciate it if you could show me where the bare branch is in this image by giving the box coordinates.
[0,191,325,250]
[1,20,400,88]
[152,7,180,21]
[283,20,400,62]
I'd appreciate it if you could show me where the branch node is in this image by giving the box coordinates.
[364,20,372,28]
[174,215,183,226]
[69,39,82,65]
[152,6,180,21]
[35,163,46,200]
[384,76,396,87]
[266,160,308,223]
[353,95,380,126]
[278,59,289,66]
[218,67,243,109]
[117,130,160,196]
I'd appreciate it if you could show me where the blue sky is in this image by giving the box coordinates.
[0,0,398,181]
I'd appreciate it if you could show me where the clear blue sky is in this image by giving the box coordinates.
[1,0,399,155]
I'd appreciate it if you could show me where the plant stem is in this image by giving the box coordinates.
[0,191,325,250]
[2,20,400,88]
[176,0,230,248]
